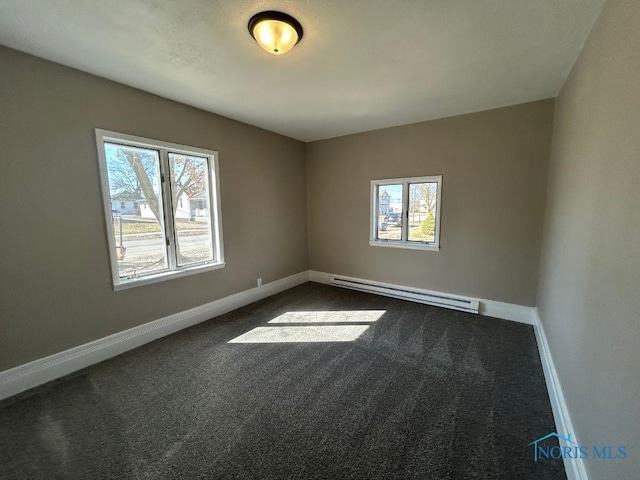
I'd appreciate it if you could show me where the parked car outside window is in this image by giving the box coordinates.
[384,213,402,226]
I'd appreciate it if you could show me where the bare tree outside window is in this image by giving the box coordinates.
[109,147,207,221]
[103,142,217,280]
[408,182,438,242]
[105,143,167,277]
[98,130,224,289]
[371,176,441,250]
[169,153,214,266]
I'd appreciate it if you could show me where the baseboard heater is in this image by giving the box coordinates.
[330,276,480,314]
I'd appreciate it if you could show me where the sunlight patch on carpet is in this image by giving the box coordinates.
[267,310,385,324]
[228,325,370,343]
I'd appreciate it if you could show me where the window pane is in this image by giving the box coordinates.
[376,184,403,241]
[168,153,214,266]
[408,182,438,243]
[104,143,167,277]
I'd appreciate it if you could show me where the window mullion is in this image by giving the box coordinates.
[372,183,378,241]
[160,149,178,270]
[401,182,409,242]
[204,158,216,262]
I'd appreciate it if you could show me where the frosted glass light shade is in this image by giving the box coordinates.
[248,11,303,56]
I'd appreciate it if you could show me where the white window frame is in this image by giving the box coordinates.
[370,175,443,251]
[95,129,225,291]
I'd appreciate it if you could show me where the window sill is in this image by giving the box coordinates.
[369,240,440,252]
[113,261,226,291]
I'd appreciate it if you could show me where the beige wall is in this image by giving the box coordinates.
[537,0,640,478]
[306,100,555,306]
[0,46,308,371]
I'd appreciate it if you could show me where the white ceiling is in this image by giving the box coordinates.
[0,0,605,142]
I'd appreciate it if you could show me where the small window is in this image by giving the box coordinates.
[370,176,442,251]
[96,130,225,290]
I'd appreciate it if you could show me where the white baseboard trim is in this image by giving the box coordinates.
[0,271,309,401]
[308,270,331,284]
[309,270,536,324]
[533,309,588,480]
[479,299,537,325]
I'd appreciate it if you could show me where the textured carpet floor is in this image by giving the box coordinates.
[0,283,565,479]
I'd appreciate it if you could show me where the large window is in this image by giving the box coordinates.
[96,130,224,290]
[370,176,442,251]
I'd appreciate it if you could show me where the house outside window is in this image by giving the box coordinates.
[95,129,225,290]
[378,190,391,215]
[370,175,442,251]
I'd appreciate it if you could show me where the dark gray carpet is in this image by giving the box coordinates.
[0,282,565,479]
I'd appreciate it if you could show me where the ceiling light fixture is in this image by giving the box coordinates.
[248,11,303,55]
